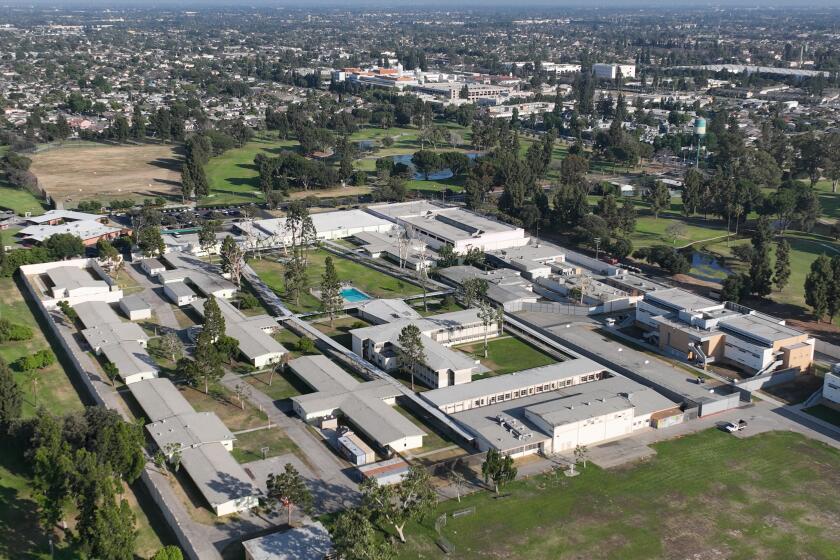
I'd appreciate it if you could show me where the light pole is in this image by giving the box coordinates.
[594,237,602,261]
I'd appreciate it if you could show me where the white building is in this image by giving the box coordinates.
[593,63,636,80]
[236,209,393,250]
[366,201,529,254]
[822,366,840,405]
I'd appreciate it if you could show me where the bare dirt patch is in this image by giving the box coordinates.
[30,143,182,206]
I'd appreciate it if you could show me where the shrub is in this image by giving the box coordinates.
[237,293,259,310]
[14,349,55,371]
[0,319,33,343]
[296,337,316,354]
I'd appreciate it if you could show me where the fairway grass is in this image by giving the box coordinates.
[394,430,840,560]
[204,134,299,205]
[248,249,422,313]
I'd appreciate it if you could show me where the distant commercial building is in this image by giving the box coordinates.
[593,63,636,80]
[636,287,814,374]
[17,209,128,246]
[486,102,555,119]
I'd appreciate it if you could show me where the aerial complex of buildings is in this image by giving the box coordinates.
[2,5,840,560]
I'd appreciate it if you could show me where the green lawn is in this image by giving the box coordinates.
[392,430,840,560]
[203,133,299,205]
[456,335,556,377]
[393,404,457,455]
[803,404,840,427]
[244,367,312,402]
[812,180,840,222]
[230,427,298,464]
[180,384,268,432]
[248,249,422,313]
[0,182,46,216]
[0,278,83,417]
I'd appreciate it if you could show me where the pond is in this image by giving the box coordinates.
[392,152,480,181]
[689,251,733,283]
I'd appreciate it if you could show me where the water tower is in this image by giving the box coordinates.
[694,117,706,167]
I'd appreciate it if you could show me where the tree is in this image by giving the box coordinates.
[749,216,773,297]
[773,239,791,292]
[0,358,22,430]
[804,255,832,322]
[266,463,314,525]
[180,163,194,200]
[682,168,702,216]
[151,546,184,560]
[330,508,394,560]
[202,296,226,343]
[137,226,165,258]
[559,154,589,186]
[360,465,436,543]
[618,199,637,235]
[220,235,244,287]
[481,448,517,495]
[284,254,308,306]
[411,150,442,180]
[397,324,426,391]
[721,273,751,304]
[31,412,75,528]
[436,244,458,268]
[477,301,497,359]
[552,184,590,229]
[215,334,240,365]
[159,332,184,363]
[320,256,343,326]
[45,233,85,260]
[130,105,146,140]
[285,201,317,258]
[198,219,219,260]
[665,221,687,244]
[644,181,670,219]
[461,277,488,308]
[574,444,589,468]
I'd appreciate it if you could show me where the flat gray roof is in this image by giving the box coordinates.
[719,313,805,345]
[147,411,235,450]
[48,266,107,292]
[74,300,121,328]
[128,378,194,422]
[192,297,287,361]
[179,442,257,508]
[451,394,553,452]
[357,298,422,323]
[120,294,150,312]
[165,281,195,297]
[422,358,602,408]
[242,522,333,560]
[82,321,148,351]
[100,341,157,380]
[289,356,425,448]
[645,288,720,313]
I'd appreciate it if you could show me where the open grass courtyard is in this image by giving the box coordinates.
[248,249,422,313]
[392,430,840,560]
[456,334,556,377]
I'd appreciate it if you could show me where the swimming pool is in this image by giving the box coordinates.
[340,287,371,303]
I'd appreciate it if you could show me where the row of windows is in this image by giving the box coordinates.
[724,342,763,360]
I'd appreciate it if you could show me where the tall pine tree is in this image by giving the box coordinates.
[749,216,773,297]
[773,239,791,292]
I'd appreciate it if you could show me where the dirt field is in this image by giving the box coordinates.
[29,142,182,206]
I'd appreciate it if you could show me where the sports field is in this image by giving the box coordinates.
[394,430,840,560]
[29,142,182,206]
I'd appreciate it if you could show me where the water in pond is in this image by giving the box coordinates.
[690,251,733,283]
[392,152,480,181]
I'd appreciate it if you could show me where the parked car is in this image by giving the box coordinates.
[720,420,747,433]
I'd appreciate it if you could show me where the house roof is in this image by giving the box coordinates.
[241,522,333,560]
[128,378,194,422]
[179,442,257,508]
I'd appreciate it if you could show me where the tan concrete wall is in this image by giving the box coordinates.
[782,343,814,371]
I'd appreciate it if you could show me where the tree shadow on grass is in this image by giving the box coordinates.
[0,454,55,559]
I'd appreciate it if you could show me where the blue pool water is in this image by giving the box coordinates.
[340,287,371,303]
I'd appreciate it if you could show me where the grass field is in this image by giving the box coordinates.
[230,427,298,464]
[393,404,458,456]
[0,183,46,216]
[204,134,299,205]
[179,384,268,432]
[393,430,840,560]
[248,249,422,313]
[244,368,312,402]
[0,278,84,417]
[456,335,556,377]
[29,142,182,207]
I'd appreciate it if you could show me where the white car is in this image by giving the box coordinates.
[720,420,747,433]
